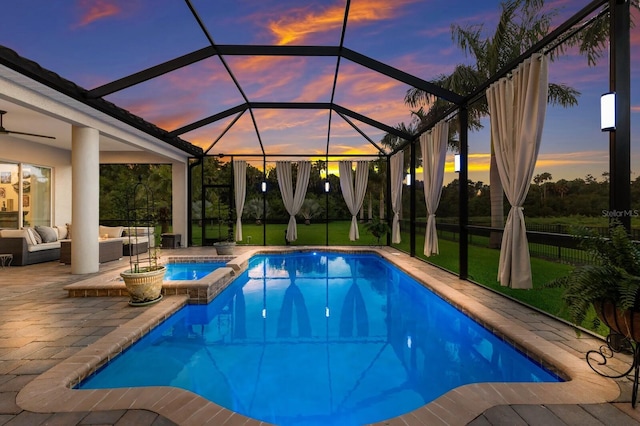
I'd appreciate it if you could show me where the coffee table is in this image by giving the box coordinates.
[60,239,122,264]
[123,241,149,256]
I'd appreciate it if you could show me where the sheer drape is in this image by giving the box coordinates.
[487,53,548,289]
[390,152,404,244]
[276,161,311,242]
[420,120,449,257]
[233,160,247,241]
[339,160,369,241]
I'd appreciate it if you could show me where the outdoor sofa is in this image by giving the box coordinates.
[0,226,65,266]
[0,225,154,266]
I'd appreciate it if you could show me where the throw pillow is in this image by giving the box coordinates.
[35,225,58,243]
[24,227,41,245]
[99,225,124,238]
[56,225,68,240]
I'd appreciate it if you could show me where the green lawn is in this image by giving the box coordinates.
[394,232,607,335]
[192,221,386,247]
[192,220,606,336]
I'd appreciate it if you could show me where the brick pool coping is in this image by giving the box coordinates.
[18,247,620,425]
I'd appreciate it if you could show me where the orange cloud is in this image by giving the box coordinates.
[221,55,338,103]
[294,72,335,102]
[268,0,419,45]
[75,0,120,27]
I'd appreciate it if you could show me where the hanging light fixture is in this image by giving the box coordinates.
[324,181,330,192]
[601,92,616,131]
[454,154,461,173]
[261,181,267,192]
[405,172,411,186]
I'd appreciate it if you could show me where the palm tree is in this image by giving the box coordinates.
[405,0,608,248]
[299,198,323,225]
[555,179,570,199]
[243,197,267,225]
[533,172,553,203]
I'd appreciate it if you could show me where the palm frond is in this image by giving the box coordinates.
[547,83,580,107]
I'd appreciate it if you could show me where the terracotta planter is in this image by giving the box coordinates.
[594,299,640,342]
[120,265,166,306]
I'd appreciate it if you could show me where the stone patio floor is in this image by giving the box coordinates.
[0,245,639,425]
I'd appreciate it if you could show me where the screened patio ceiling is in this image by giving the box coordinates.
[0,0,614,159]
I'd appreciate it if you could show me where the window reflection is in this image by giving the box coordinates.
[0,162,51,229]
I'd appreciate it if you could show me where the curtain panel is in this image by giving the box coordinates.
[276,161,311,242]
[339,160,369,241]
[390,152,404,244]
[486,53,549,289]
[420,120,449,257]
[233,160,247,241]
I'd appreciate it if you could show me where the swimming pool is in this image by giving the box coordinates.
[164,262,226,281]
[79,252,560,425]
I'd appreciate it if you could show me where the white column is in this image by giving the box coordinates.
[172,161,188,247]
[71,126,100,273]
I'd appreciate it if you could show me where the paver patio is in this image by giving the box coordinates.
[0,246,639,425]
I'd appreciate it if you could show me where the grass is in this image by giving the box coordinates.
[192,221,386,247]
[193,220,607,336]
[395,232,608,336]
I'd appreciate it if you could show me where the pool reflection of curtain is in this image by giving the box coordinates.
[339,260,369,337]
[339,284,369,337]
[234,287,246,339]
[277,258,311,337]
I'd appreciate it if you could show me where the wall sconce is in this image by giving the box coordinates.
[454,154,461,173]
[324,181,330,192]
[601,92,616,131]
[405,173,411,186]
[261,181,267,192]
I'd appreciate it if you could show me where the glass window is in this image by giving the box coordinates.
[24,164,52,228]
[0,162,19,228]
[0,162,51,229]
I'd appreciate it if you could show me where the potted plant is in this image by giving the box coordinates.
[213,217,236,255]
[120,178,166,306]
[364,216,390,245]
[548,222,640,341]
[299,198,322,225]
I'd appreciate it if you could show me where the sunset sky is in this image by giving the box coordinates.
[0,0,637,183]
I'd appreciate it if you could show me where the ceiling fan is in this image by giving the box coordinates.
[0,110,56,139]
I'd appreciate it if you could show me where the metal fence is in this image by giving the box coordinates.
[409,221,636,266]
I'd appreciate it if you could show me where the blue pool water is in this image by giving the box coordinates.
[164,262,225,280]
[80,252,560,425]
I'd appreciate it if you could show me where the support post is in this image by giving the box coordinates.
[608,0,631,231]
[459,106,469,280]
[71,126,99,274]
[410,142,416,257]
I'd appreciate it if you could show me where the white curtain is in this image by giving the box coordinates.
[233,160,247,241]
[339,160,369,241]
[420,120,449,257]
[276,161,311,242]
[487,53,548,289]
[390,152,404,244]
